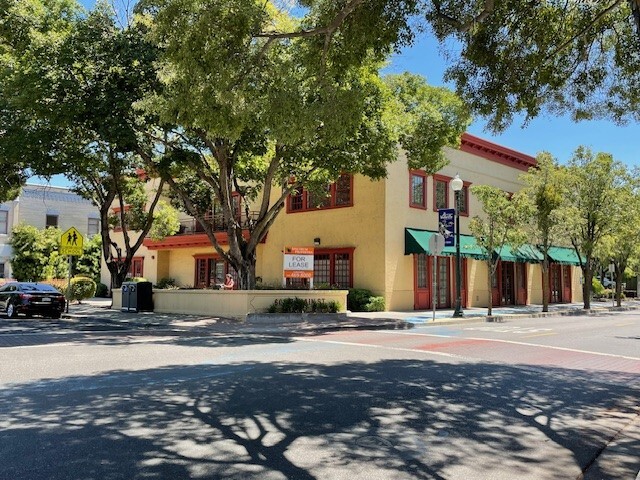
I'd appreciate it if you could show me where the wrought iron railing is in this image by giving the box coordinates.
[176,212,259,235]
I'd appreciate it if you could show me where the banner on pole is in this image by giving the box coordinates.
[438,208,455,247]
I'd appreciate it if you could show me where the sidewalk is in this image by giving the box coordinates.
[61,297,640,333]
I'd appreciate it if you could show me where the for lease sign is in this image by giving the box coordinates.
[283,247,314,279]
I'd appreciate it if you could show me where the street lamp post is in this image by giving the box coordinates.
[451,174,464,317]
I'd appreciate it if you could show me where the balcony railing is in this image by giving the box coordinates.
[176,212,259,235]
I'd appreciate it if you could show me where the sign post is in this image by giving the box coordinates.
[283,247,315,288]
[60,227,84,313]
[428,233,445,322]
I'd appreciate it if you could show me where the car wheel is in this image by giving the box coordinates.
[6,302,16,319]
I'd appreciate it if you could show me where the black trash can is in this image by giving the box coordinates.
[121,282,132,312]
[121,281,153,312]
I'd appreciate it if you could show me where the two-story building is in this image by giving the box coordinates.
[104,133,583,310]
[0,184,100,279]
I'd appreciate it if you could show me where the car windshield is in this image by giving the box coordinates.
[35,284,59,292]
[20,284,59,292]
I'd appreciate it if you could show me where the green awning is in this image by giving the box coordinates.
[548,246,582,265]
[496,244,544,263]
[404,228,487,259]
[405,229,580,265]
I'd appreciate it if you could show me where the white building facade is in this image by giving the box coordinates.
[0,184,100,279]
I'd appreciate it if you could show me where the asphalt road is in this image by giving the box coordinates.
[0,312,638,479]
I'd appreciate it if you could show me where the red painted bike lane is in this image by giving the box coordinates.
[314,330,640,378]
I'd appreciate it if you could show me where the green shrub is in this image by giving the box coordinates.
[155,277,179,289]
[308,299,340,313]
[592,278,605,296]
[68,276,97,302]
[348,288,375,311]
[365,296,385,312]
[95,282,109,298]
[266,297,341,313]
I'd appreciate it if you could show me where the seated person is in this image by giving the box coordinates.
[221,273,234,290]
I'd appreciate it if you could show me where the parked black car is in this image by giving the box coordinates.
[0,282,66,319]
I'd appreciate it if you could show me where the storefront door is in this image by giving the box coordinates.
[550,263,562,303]
[414,254,430,310]
[414,255,453,310]
[501,261,515,305]
[562,265,572,302]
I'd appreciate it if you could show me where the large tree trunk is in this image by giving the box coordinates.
[235,256,257,290]
[487,261,493,317]
[106,259,131,291]
[615,264,625,307]
[541,255,549,313]
[582,267,593,310]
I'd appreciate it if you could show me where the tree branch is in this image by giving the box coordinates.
[433,0,495,33]
[544,0,624,61]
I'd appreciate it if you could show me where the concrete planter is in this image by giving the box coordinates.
[112,287,348,319]
[246,312,349,324]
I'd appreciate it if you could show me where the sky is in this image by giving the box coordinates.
[386,30,640,166]
[40,3,640,187]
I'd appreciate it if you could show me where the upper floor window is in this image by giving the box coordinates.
[433,176,450,211]
[46,214,58,228]
[88,218,100,237]
[0,210,7,234]
[287,174,353,213]
[458,184,470,216]
[409,171,426,209]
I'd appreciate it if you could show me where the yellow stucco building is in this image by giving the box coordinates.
[103,133,583,311]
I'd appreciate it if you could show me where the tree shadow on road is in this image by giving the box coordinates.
[0,359,638,479]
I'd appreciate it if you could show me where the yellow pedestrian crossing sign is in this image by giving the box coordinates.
[60,227,84,256]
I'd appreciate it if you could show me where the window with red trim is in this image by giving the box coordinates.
[433,175,450,211]
[409,171,426,208]
[287,174,353,213]
[194,255,237,288]
[459,184,470,216]
[286,248,354,288]
[128,257,144,278]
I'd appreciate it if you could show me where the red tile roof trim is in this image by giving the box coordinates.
[460,133,537,171]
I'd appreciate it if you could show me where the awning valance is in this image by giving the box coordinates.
[496,244,544,263]
[405,229,580,265]
[547,246,582,266]
[404,229,486,259]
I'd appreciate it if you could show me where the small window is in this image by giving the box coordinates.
[409,172,426,208]
[128,258,144,278]
[459,185,469,215]
[88,218,100,237]
[0,210,7,234]
[46,214,58,228]
[434,179,448,210]
[0,262,4,278]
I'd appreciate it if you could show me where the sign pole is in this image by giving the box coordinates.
[66,255,72,313]
[432,256,437,322]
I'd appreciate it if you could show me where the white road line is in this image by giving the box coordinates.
[296,337,466,360]
[371,330,640,361]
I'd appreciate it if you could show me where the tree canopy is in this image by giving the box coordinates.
[137,0,471,288]
[242,1,640,131]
